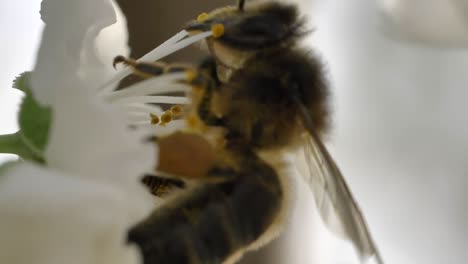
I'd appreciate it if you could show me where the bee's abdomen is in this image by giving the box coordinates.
[128,153,283,264]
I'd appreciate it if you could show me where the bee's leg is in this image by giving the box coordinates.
[113,55,193,78]
[189,73,225,127]
[198,85,225,126]
[156,132,217,180]
[141,174,185,197]
[128,148,283,264]
[184,57,225,127]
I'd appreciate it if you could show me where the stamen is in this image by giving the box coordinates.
[156,31,213,61]
[125,112,161,123]
[129,121,154,127]
[150,113,160,125]
[120,103,163,115]
[113,96,189,105]
[103,72,188,102]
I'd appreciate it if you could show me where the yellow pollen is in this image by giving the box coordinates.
[186,113,201,129]
[211,24,225,38]
[197,13,209,22]
[192,85,204,94]
[149,113,159,125]
[185,70,197,82]
[170,105,184,117]
[160,111,173,126]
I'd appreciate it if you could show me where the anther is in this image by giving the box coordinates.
[170,105,184,117]
[160,111,173,126]
[197,13,209,23]
[150,113,160,125]
[211,24,225,38]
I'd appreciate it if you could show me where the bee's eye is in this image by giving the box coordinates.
[218,14,290,49]
[218,4,303,50]
[239,15,284,38]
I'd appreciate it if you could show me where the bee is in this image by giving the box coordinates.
[116,0,383,263]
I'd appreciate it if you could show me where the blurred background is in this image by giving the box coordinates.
[1,0,467,263]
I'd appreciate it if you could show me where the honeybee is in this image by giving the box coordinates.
[117,0,383,263]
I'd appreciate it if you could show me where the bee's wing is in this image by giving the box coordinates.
[295,132,383,264]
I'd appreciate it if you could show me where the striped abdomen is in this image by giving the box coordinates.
[128,148,283,264]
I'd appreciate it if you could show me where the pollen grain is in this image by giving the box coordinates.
[160,111,173,126]
[211,24,225,38]
[197,13,210,22]
[170,105,184,117]
[185,69,197,82]
[150,113,160,125]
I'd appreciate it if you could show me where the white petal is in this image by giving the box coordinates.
[94,1,130,77]
[28,0,156,215]
[45,84,155,218]
[378,0,468,47]
[81,1,130,88]
[0,163,146,264]
[31,0,119,104]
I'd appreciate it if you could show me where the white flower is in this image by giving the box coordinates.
[0,0,218,263]
[1,0,154,260]
[0,163,144,264]
[378,0,468,47]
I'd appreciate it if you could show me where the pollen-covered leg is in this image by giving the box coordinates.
[113,55,193,79]
[113,55,166,78]
[156,132,217,180]
[185,65,224,127]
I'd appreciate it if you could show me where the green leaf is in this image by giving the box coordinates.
[18,92,52,155]
[0,132,42,162]
[12,71,52,160]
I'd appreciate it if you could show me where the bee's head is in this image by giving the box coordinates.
[185,1,306,51]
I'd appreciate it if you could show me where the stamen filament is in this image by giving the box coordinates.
[129,121,155,126]
[126,112,162,123]
[103,72,188,102]
[138,30,190,61]
[113,96,189,105]
[153,31,213,62]
[120,104,163,114]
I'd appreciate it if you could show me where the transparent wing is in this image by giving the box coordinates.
[294,132,383,264]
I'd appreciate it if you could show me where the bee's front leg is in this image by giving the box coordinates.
[185,58,225,127]
[113,55,193,78]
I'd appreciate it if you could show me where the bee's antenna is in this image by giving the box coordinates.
[237,0,245,11]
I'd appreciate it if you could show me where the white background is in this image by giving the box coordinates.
[310,0,468,263]
[1,0,467,263]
